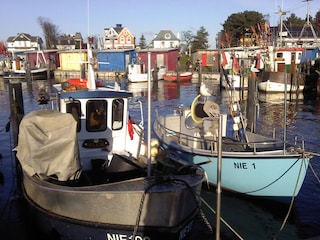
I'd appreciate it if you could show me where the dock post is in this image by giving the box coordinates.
[25,62,31,84]
[9,80,24,147]
[9,80,25,186]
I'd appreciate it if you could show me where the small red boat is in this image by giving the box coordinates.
[163,71,193,81]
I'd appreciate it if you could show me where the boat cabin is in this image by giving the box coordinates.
[58,89,143,171]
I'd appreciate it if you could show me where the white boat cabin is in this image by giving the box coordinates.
[58,90,144,170]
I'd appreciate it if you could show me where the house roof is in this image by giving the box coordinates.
[152,30,179,41]
[104,24,125,35]
[57,36,75,45]
[7,33,42,43]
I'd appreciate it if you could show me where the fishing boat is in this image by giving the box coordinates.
[127,62,167,82]
[9,50,50,80]
[258,71,304,93]
[153,75,312,201]
[13,42,205,240]
[163,71,193,81]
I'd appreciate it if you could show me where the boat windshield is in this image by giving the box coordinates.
[66,101,81,132]
[112,98,124,130]
[86,100,107,132]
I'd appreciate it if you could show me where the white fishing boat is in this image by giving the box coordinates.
[10,50,50,80]
[127,62,167,82]
[153,76,312,202]
[13,42,205,240]
[258,71,304,93]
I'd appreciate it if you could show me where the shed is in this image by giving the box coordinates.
[97,49,135,71]
[58,50,88,71]
[136,48,179,71]
[26,50,59,69]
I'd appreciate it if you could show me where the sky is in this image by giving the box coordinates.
[0,0,318,48]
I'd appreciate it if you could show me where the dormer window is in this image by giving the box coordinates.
[164,33,171,40]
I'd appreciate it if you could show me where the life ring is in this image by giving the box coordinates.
[190,94,204,123]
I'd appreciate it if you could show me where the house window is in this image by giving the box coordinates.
[120,37,125,44]
[127,37,131,43]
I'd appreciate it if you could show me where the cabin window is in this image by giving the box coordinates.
[112,99,124,130]
[276,53,283,58]
[86,100,107,132]
[66,101,81,132]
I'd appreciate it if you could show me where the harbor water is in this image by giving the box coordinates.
[0,76,320,240]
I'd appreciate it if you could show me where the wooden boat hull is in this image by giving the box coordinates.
[25,200,197,240]
[258,71,304,93]
[22,164,204,239]
[258,80,304,92]
[163,72,193,81]
[153,106,311,199]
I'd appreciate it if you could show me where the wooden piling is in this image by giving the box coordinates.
[9,80,24,146]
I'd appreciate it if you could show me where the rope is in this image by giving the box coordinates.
[201,196,244,240]
[132,176,201,239]
[0,120,10,133]
[243,158,301,194]
[273,153,306,239]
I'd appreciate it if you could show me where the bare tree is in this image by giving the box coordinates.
[181,30,194,54]
[38,17,60,49]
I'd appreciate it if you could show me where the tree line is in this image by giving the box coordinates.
[39,9,320,51]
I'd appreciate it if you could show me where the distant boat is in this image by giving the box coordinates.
[9,50,50,80]
[163,71,193,81]
[153,78,312,201]
[14,42,205,239]
[127,62,167,82]
[258,71,304,93]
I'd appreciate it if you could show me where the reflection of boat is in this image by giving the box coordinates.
[163,71,193,81]
[127,63,167,82]
[14,42,205,239]
[162,81,193,100]
[127,81,150,97]
[258,92,304,103]
[153,80,312,201]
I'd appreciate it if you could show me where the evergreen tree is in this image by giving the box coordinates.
[191,26,209,52]
[222,11,265,47]
[138,34,147,49]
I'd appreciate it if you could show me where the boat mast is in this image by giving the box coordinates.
[147,51,152,177]
[298,0,318,46]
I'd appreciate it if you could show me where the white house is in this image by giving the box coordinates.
[6,33,43,52]
[152,30,180,49]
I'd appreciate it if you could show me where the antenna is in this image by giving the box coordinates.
[299,0,317,42]
[87,0,90,37]
[275,6,291,46]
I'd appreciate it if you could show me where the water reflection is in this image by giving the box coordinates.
[1,76,320,239]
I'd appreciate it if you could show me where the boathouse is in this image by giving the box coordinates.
[96,49,135,71]
[136,48,179,71]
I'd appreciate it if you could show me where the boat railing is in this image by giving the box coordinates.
[154,105,307,154]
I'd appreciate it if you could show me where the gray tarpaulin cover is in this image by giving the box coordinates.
[16,110,81,181]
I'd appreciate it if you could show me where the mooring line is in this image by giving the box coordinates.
[201,196,244,240]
